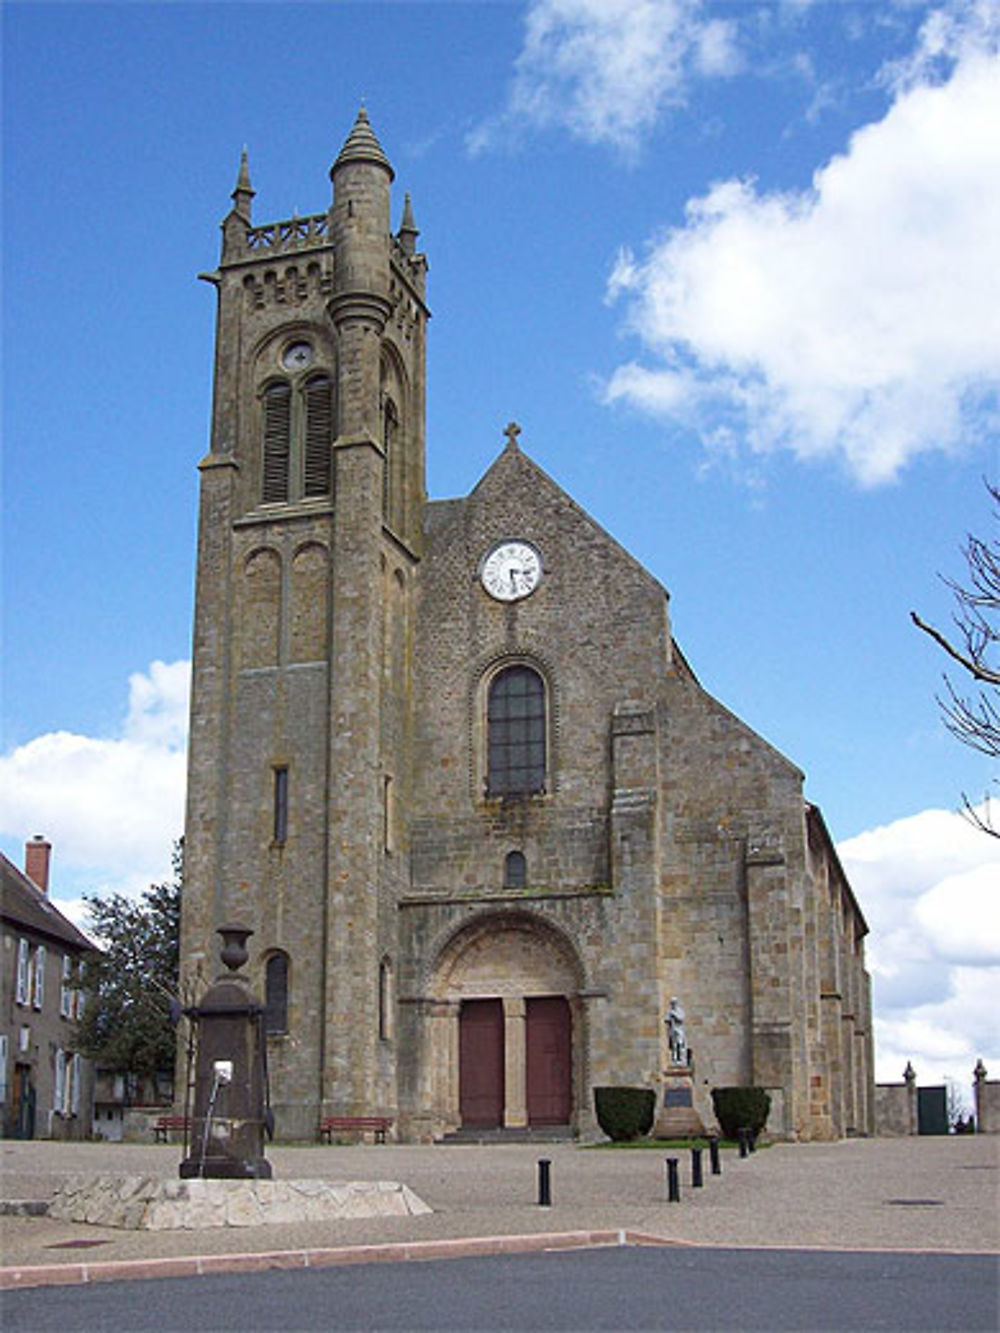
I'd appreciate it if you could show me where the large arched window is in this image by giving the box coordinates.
[264,952,289,1035]
[487,665,546,797]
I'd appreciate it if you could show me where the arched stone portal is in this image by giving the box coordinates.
[425,913,585,1133]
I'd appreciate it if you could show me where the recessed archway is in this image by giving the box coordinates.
[427,912,584,1132]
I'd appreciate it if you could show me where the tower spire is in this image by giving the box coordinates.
[398,192,419,256]
[331,106,394,182]
[231,147,255,221]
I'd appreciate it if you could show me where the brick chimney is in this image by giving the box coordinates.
[25,836,52,895]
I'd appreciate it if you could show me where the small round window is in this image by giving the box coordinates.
[281,341,314,371]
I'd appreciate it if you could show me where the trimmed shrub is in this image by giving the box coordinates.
[711,1086,771,1141]
[594,1086,655,1142]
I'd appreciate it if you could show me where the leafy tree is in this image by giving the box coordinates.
[74,842,182,1079]
[912,481,999,838]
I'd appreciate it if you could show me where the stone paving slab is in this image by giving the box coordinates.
[2,1135,997,1290]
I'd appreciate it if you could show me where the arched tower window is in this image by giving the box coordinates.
[259,354,335,506]
[487,665,546,797]
[264,952,289,1035]
[504,850,527,889]
[262,382,292,503]
[303,374,333,497]
[382,396,398,520]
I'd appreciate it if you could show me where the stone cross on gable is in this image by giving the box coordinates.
[503,421,521,450]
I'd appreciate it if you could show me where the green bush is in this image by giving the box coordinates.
[593,1086,655,1142]
[711,1086,771,1141]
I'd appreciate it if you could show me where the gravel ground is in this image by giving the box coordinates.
[2,1134,997,1274]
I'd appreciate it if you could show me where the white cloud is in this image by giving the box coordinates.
[467,0,740,157]
[606,22,1000,485]
[0,660,190,907]
[838,804,1000,1088]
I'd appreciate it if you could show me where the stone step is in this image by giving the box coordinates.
[438,1126,574,1146]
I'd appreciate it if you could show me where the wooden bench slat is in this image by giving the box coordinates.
[319,1115,393,1144]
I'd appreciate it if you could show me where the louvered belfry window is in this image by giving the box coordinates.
[262,381,292,503]
[303,374,333,497]
[487,666,546,796]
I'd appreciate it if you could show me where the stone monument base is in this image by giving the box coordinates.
[45,1176,432,1231]
[652,1066,707,1138]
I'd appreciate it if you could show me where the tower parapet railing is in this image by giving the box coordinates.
[243,212,330,256]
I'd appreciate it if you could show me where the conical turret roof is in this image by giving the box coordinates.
[331,107,394,181]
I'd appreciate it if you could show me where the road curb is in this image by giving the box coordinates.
[0,1228,673,1290]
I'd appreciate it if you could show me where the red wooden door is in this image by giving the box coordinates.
[459,999,504,1128]
[526,996,572,1126]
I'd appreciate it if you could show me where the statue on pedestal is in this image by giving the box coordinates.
[666,996,687,1067]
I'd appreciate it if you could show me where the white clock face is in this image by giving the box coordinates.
[282,340,314,371]
[481,541,542,602]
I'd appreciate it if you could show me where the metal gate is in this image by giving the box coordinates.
[917,1084,948,1135]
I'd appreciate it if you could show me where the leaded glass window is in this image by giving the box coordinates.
[487,666,546,796]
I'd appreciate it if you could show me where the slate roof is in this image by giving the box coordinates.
[0,852,95,952]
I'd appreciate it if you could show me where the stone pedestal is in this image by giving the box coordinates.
[653,1065,706,1139]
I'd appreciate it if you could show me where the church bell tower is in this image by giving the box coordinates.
[180,111,428,1136]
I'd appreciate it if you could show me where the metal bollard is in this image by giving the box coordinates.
[738,1127,749,1158]
[538,1157,552,1207]
[748,1128,757,1154]
[691,1146,703,1188]
[709,1135,721,1175]
[666,1157,680,1203]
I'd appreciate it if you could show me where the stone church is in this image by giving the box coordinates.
[180,110,874,1143]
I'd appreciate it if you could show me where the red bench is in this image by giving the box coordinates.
[319,1115,392,1144]
[153,1115,189,1143]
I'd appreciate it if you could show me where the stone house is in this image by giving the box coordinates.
[179,110,874,1143]
[1,839,94,1138]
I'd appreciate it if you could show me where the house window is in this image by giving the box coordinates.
[60,955,73,1017]
[504,850,527,889]
[487,665,546,797]
[265,953,289,1035]
[54,1048,67,1114]
[273,766,289,844]
[71,1053,82,1115]
[32,945,45,1010]
[15,939,30,1005]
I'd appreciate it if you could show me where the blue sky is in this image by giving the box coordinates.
[3,0,998,1092]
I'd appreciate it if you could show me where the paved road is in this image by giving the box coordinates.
[5,1244,998,1331]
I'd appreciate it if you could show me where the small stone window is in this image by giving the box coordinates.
[272,766,289,844]
[378,956,393,1042]
[504,850,527,889]
[265,952,289,1035]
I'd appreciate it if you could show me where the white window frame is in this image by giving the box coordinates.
[33,944,46,1010]
[60,955,73,1017]
[15,938,30,1005]
[54,1048,66,1114]
[71,1053,82,1115]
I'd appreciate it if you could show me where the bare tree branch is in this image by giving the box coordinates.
[912,478,999,840]
[910,611,1000,685]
